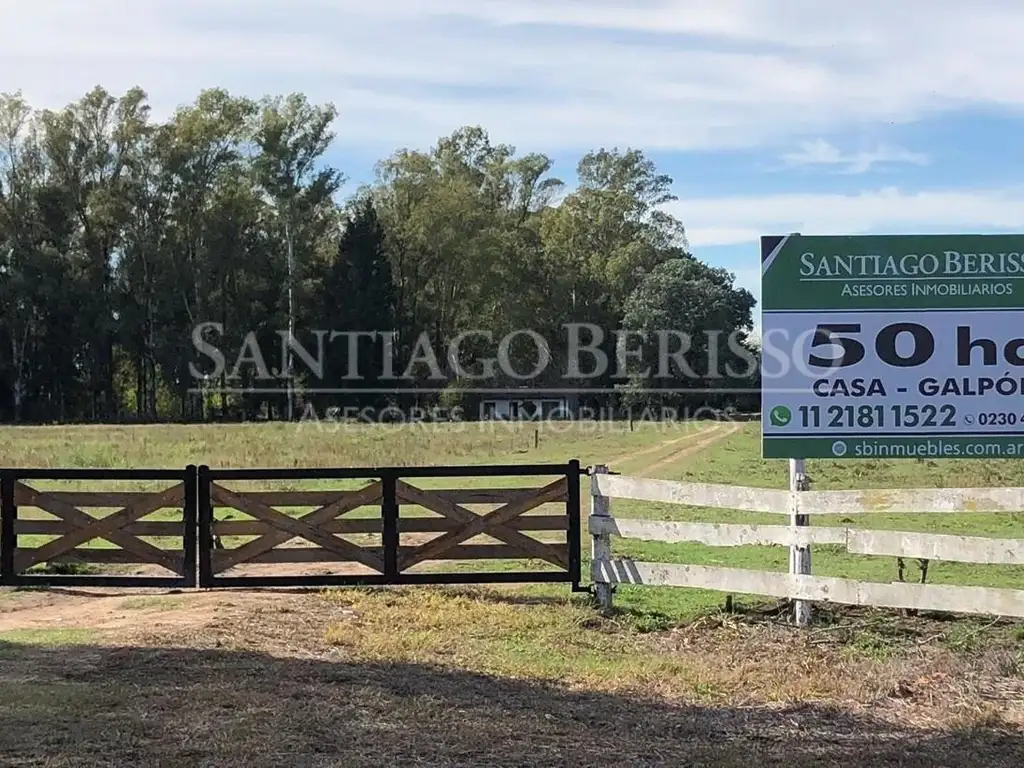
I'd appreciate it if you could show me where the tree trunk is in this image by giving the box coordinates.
[285,215,295,422]
[135,350,144,419]
[11,331,26,423]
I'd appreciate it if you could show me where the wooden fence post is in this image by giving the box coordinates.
[789,458,812,626]
[590,464,614,611]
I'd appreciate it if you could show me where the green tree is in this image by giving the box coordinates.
[0,86,765,424]
[38,86,152,419]
[160,88,256,419]
[116,115,173,420]
[320,198,396,408]
[252,93,344,419]
[0,91,45,421]
[541,147,685,321]
[620,257,757,412]
[372,126,562,390]
[538,147,686,399]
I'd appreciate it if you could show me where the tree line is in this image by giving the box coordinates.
[0,86,758,424]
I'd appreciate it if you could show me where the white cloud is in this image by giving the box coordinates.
[2,1,1024,151]
[674,187,1024,248]
[778,139,929,174]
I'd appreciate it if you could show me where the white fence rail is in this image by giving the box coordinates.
[590,466,1024,624]
[594,473,1024,515]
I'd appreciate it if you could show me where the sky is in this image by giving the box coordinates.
[6,0,1024,318]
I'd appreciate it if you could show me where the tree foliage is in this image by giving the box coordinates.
[0,87,757,423]
[620,258,757,411]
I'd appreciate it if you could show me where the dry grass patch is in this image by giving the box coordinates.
[323,588,701,695]
[318,589,1024,724]
[1,587,1023,766]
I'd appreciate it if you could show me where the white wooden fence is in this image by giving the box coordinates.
[589,465,1024,625]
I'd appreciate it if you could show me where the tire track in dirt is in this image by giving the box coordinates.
[642,421,741,475]
[0,588,218,633]
[605,423,719,470]
[608,421,741,476]
[0,585,330,635]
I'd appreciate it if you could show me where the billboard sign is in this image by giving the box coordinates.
[760,234,1024,459]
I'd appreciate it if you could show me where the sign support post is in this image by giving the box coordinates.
[789,457,811,626]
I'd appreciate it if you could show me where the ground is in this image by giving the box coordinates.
[1,419,1023,766]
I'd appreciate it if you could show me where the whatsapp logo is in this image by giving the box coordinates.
[769,406,792,428]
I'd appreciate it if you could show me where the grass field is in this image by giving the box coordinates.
[1,419,1023,765]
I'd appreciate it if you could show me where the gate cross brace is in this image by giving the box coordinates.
[397,477,570,570]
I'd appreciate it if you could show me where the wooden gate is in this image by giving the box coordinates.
[0,467,197,588]
[197,462,582,589]
[0,462,583,590]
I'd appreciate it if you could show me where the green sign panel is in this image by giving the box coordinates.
[760,234,1024,458]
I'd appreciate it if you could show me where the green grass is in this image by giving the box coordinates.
[321,588,708,693]
[117,595,187,611]
[0,628,98,647]
[0,419,683,471]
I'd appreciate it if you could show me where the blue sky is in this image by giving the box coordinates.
[7,0,1024,320]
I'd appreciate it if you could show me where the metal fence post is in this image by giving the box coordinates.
[182,465,198,588]
[590,464,614,610]
[566,459,582,590]
[197,465,213,588]
[789,458,812,626]
[381,471,399,581]
[1,471,15,585]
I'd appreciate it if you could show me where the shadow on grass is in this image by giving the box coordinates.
[1,639,1021,767]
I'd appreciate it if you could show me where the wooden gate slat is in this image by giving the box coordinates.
[398,515,567,533]
[396,481,568,569]
[210,482,384,573]
[225,544,556,565]
[13,483,185,573]
[14,491,169,507]
[399,477,569,569]
[14,519,186,536]
[211,518,384,536]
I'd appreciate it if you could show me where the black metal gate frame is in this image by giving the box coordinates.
[1,462,583,591]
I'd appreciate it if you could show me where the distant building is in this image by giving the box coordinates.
[478,393,576,421]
